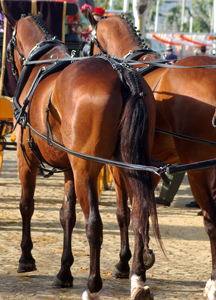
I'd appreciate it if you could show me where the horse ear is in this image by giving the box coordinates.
[37,12,43,21]
[86,8,97,28]
[3,13,16,28]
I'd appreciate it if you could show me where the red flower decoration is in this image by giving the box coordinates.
[94,7,105,16]
[81,4,94,12]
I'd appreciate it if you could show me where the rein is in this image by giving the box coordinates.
[155,128,216,148]
[27,122,161,175]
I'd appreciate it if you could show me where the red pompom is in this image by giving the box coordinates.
[94,7,105,16]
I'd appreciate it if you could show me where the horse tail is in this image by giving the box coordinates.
[119,69,164,253]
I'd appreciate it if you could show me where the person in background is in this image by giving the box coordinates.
[156,164,186,206]
[77,0,95,10]
[55,0,89,39]
[156,166,200,210]
[200,45,207,55]
[80,4,94,43]
[165,45,178,63]
[81,3,94,18]
[66,2,90,36]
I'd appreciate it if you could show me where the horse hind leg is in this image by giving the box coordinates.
[126,169,155,300]
[74,169,103,300]
[110,166,132,279]
[130,231,153,300]
[188,170,216,300]
[18,162,38,273]
[125,162,156,299]
[111,165,155,280]
[53,170,76,288]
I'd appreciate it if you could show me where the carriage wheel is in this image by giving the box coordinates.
[0,124,7,174]
[97,167,104,199]
[103,165,112,190]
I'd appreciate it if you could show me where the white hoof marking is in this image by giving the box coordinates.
[203,279,216,300]
[82,290,100,300]
[131,275,152,299]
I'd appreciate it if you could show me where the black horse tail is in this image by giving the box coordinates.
[119,69,164,254]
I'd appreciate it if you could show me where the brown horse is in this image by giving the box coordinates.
[6,13,159,300]
[87,12,216,299]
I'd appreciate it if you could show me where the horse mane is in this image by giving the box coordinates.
[118,14,146,48]
[28,13,53,40]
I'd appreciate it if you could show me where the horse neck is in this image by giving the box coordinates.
[97,19,140,58]
[18,19,45,55]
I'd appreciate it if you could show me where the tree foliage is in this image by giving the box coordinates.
[167,0,213,32]
[94,0,213,33]
[145,0,213,32]
[167,5,181,31]
[94,0,132,11]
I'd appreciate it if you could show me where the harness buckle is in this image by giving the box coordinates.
[50,53,58,62]
[71,50,76,57]
[19,115,27,128]
[143,56,152,62]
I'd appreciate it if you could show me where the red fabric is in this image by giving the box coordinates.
[81,30,91,42]
[55,0,78,2]
[208,35,214,41]
[56,0,80,34]
[179,34,206,46]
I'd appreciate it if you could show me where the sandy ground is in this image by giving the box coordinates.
[0,147,211,299]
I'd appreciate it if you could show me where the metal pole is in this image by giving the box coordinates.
[109,0,113,11]
[133,0,139,30]
[123,0,130,13]
[180,0,186,32]
[213,0,216,54]
[154,0,159,32]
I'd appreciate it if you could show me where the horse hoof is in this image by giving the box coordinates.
[17,262,37,273]
[52,276,73,288]
[203,278,216,300]
[112,266,129,279]
[143,249,155,270]
[82,290,100,300]
[132,287,154,300]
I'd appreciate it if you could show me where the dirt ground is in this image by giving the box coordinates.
[0,147,211,300]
